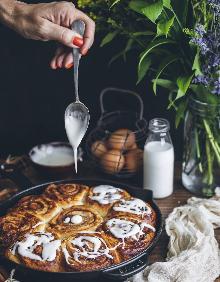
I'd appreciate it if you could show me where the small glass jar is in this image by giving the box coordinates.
[143,118,174,198]
[182,95,220,196]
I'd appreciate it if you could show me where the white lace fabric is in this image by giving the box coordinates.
[130,189,220,282]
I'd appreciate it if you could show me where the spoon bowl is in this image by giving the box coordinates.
[65,102,90,130]
[65,101,90,173]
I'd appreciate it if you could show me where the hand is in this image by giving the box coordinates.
[11,1,95,69]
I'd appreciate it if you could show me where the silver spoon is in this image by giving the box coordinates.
[65,20,90,173]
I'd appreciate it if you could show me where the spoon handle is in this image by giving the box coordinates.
[73,50,80,102]
[71,20,85,103]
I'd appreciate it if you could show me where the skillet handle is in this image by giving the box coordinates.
[102,253,148,280]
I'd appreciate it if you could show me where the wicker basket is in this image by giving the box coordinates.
[86,88,147,178]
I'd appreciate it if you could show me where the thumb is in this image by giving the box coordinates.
[45,21,83,48]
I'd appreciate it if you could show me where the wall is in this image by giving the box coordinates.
[0,22,183,159]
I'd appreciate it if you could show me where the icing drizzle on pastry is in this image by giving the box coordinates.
[106,218,155,247]
[11,233,61,262]
[32,221,45,229]
[63,236,113,263]
[113,198,151,216]
[89,185,123,205]
[63,215,83,224]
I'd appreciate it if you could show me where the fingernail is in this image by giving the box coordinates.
[81,49,88,56]
[72,37,83,47]
[65,63,73,69]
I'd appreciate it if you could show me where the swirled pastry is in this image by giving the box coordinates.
[62,232,121,271]
[5,232,63,272]
[43,184,89,208]
[101,216,156,260]
[46,205,103,239]
[0,212,45,247]
[86,185,131,217]
[10,195,61,222]
[0,182,157,272]
[109,198,156,225]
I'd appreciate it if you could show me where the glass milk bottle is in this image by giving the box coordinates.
[144,118,174,198]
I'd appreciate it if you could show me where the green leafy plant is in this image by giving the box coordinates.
[79,0,197,120]
[79,0,220,194]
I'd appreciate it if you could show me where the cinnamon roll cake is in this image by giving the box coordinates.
[6,232,63,272]
[43,183,89,208]
[0,183,157,272]
[86,185,130,217]
[109,198,156,225]
[46,205,102,239]
[10,195,61,221]
[62,232,121,271]
[101,216,156,260]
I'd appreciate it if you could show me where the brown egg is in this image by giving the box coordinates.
[125,149,143,172]
[108,129,136,150]
[101,149,125,174]
[91,141,107,158]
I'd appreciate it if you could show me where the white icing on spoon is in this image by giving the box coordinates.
[65,113,88,174]
[11,233,61,262]
[90,185,123,205]
[64,215,83,224]
[63,236,113,264]
[113,198,152,216]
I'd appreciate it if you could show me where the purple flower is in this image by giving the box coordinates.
[191,37,210,54]
[193,75,209,85]
[207,0,220,10]
[190,2,220,96]
[195,24,206,36]
[212,77,220,95]
[206,33,220,50]
[208,0,220,5]
[208,0,220,13]
[208,54,220,67]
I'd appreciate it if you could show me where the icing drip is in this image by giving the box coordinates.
[106,218,155,248]
[90,185,123,205]
[64,215,83,224]
[64,217,70,224]
[32,221,44,229]
[78,231,102,234]
[63,236,113,264]
[11,233,61,262]
[113,198,151,216]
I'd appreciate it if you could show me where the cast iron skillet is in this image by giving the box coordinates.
[0,179,163,282]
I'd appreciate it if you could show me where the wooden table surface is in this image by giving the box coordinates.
[0,158,219,280]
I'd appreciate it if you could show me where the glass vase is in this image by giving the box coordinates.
[182,95,220,197]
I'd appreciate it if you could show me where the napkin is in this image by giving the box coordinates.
[130,189,220,282]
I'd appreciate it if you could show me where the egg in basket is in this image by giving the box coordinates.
[86,88,148,178]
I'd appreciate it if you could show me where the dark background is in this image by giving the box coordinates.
[0,5,183,160]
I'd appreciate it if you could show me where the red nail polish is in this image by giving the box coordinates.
[72,37,83,47]
[65,63,73,69]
